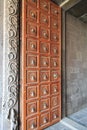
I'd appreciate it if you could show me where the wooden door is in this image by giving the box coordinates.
[21,0,61,129]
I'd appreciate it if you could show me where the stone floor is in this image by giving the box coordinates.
[45,108,87,130]
[69,107,87,127]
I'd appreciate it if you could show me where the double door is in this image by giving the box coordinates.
[21,0,61,129]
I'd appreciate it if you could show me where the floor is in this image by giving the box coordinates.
[45,108,87,130]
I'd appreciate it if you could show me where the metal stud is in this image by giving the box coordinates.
[31,44,36,49]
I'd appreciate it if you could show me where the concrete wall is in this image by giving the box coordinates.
[66,13,87,115]
[0,0,3,129]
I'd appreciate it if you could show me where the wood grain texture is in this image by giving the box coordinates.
[21,0,61,129]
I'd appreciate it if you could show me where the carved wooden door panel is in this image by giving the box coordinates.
[21,0,61,129]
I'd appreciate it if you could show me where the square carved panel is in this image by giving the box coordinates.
[27,85,39,100]
[26,70,39,84]
[27,101,39,117]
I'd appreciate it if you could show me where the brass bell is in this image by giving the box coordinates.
[31,12,35,18]
[31,60,36,65]
[43,89,47,95]
[30,91,35,97]
[54,48,57,53]
[43,18,47,23]
[31,75,35,81]
[31,123,36,129]
[54,36,57,40]
[54,61,57,67]
[53,73,58,79]
[43,46,47,52]
[43,61,47,66]
[31,44,36,49]
[31,107,36,113]
[43,118,48,124]
[43,74,47,80]
[54,87,57,92]
[54,23,57,27]
[44,4,48,9]
[31,28,35,33]
[53,113,57,119]
[43,32,48,38]
[43,103,47,109]
[55,10,58,14]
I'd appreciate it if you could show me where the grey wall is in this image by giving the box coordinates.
[0,1,3,129]
[66,13,87,115]
[0,0,3,115]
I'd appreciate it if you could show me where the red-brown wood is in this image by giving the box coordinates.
[22,0,61,129]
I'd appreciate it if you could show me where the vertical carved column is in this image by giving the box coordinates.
[2,0,19,130]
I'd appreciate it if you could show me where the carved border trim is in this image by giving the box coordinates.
[7,0,19,129]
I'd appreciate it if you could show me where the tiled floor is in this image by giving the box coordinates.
[69,107,87,127]
[45,108,87,130]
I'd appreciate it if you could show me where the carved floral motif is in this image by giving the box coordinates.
[7,0,19,129]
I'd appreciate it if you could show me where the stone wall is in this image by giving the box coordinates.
[66,13,87,115]
[0,0,3,129]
